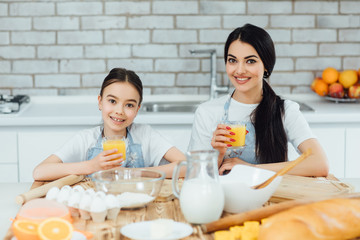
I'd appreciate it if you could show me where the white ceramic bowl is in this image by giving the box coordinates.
[219,165,282,213]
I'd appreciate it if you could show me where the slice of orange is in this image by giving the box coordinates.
[12,219,40,240]
[38,217,73,240]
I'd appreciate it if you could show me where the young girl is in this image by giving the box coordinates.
[188,24,329,177]
[33,68,186,180]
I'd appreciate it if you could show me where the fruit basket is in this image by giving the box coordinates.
[311,67,360,102]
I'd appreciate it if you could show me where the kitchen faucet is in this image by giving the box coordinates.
[189,49,229,100]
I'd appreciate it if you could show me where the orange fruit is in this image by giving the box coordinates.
[311,78,328,96]
[339,70,358,88]
[12,219,40,240]
[322,67,339,84]
[38,217,73,240]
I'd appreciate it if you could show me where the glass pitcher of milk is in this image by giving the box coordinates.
[172,150,224,224]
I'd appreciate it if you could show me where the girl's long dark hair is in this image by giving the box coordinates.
[100,68,143,105]
[224,23,288,163]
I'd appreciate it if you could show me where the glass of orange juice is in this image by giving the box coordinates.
[102,135,126,161]
[222,121,246,149]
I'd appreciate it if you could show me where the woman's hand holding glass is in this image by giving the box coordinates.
[211,123,235,155]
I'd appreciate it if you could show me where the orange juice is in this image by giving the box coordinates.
[225,124,246,148]
[103,138,126,160]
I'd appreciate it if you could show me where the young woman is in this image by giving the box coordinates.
[188,24,329,177]
[33,68,185,180]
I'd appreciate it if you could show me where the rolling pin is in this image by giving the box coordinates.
[15,174,85,205]
[201,192,360,233]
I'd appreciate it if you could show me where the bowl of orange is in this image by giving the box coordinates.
[311,67,360,102]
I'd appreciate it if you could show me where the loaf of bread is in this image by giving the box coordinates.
[258,198,360,240]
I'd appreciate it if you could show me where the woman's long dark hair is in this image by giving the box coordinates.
[224,23,288,163]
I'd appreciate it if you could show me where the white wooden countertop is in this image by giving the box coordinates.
[0,94,359,126]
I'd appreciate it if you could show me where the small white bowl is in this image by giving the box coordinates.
[220,165,282,213]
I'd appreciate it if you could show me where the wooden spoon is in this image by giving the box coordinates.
[252,149,312,190]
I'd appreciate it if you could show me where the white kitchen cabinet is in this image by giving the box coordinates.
[18,131,75,182]
[345,128,360,178]
[0,164,18,182]
[0,132,17,163]
[311,128,345,178]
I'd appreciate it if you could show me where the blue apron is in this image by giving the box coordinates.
[86,128,145,168]
[222,92,258,164]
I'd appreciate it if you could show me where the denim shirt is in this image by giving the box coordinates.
[86,128,145,168]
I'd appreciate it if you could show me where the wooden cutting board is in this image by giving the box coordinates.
[269,174,354,203]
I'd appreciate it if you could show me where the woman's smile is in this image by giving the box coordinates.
[234,75,251,83]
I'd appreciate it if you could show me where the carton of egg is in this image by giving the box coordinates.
[46,185,154,222]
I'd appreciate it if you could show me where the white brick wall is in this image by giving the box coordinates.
[0,32,9,44]
[35,74,80,88]
[12,32,56,45]
[0,3,7,16]
[81,16,127,30]
[10,3,55,16]
[0,0,359,96]
[38,46,83,59]
[34,17,79,30]
[0,61,11,73]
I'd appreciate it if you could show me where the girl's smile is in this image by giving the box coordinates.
[98,82,141,137]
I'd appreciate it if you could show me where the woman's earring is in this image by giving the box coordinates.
[264,71,269,77]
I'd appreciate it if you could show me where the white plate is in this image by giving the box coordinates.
[120,220,193,240]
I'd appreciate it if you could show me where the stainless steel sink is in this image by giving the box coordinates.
[140,101,200,113]
[140,101,314,113]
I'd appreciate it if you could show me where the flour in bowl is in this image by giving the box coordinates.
[117,192,155,208]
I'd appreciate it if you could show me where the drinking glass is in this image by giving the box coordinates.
[102,135,126,161]
[221,120,246,157]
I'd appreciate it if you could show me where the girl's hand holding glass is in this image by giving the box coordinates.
[89,149,124,173]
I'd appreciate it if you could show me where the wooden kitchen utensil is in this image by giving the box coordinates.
[15,174,85,205]
[252,149,312,190]
[201,191,360,233]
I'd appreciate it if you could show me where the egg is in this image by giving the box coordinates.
[45,186,60,201]
[78,191,93,220]
[56,185,72,205]
[85,188,96,197]
[71,185,85,194]
[90,196,107,223]
[94,191,106,199]
[105,194,119,209]
[79,192,93,211]
[68,191,82,208]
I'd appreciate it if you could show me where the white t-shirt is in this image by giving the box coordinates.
[188,95,315,155]
[54,124,174,167]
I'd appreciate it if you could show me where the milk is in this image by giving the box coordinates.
[179,178,224,224]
